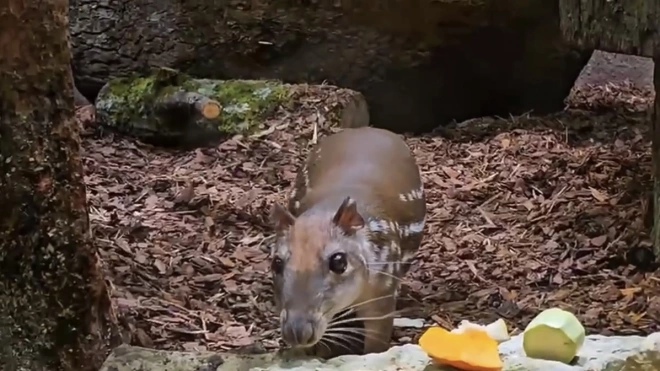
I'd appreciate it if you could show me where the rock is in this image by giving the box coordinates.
[70,0,589,134]
[575,51,654,91]
[500,333,656,371]
[100,332,660,371]
[393,317,427,329]
[641,332,660,351]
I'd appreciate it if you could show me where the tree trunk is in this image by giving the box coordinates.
[653,58,660,261]
[70,0,591,134]
[559,0,660,57]
[0,0,119,370]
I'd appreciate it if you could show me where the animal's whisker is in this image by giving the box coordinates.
[366,267,404,282]
[337,293,396,313]
[325,328,386,346]
[318,335,355,353]
[329,309,408,327]
[323,332,365,348]
[327,326,381,336]
[318,340,332,354]
[329,308,356,322]
[366,261,414,266]
[322,332,366,349]
[324,330,365,343]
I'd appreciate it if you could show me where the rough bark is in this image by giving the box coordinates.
[95,68,369,146]
[559,0,660,57]
[653,58,660,261]
[0,0,119,370]
[70,0,590,134]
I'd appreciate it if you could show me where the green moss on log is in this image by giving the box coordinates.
[184,78,289,132]
[95,68,290,146]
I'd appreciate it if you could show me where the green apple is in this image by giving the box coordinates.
[523,308,586,364]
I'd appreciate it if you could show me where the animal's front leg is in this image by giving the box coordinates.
[356,293,396,355]
[279,344,330,360]
[279,342,349,360]
[310,341,346,359]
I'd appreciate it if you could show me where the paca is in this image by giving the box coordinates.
[269,127,426,358]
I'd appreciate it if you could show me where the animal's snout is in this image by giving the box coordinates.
[280,310,320,348]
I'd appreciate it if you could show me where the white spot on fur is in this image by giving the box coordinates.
[385,274,394,288]
[276,242,290,256]
[361,246,390,284]
[355,231,380,284]
[367,219,390,233]
[390,241,401,278]
[400,219,425,237]
[401,250,416,263]
[289,186,298,201]
[398,183,425,202]
[392,241,401,256]
[293,200,300,211]
[378,244,390,262]
[392,260,401,277]
[302,167,310,188]
[384,257,394,274]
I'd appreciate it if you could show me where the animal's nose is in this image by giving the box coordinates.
[281,310,316,347]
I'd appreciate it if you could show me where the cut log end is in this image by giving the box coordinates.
[202,101,222,119]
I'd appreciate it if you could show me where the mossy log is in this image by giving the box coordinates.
[0,0,119,369]
[95,68,369,147]
[71,0,590,134]
[560,0,660,57]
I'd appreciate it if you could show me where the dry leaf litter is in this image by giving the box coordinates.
[82,81,660,353]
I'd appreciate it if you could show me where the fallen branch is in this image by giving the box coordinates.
[153,91,222,120]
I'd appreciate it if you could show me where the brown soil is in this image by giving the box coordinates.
[82,79,659,353]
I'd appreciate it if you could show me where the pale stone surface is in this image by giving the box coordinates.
[100,332,660,371]
[576,50,654,91]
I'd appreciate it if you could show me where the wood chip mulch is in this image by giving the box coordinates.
[82,81,660,353]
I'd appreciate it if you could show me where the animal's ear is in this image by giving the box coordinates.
[332,196,365,234]
[270,203,296,233]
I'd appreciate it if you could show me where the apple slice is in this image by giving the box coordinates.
[523,308,586,364]
[484,319,510,343]
[452,319,510,343]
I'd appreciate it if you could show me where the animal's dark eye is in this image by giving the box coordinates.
[329,252,348,274]
[271,257,285,275]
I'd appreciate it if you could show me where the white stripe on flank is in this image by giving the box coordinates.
[399,219,425,237]
[398,183,425,202]
[368,219,391,233]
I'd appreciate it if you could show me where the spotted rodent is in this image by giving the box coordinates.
[269,127,426,358]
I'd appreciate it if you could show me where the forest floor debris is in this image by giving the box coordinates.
[83,81,660,352]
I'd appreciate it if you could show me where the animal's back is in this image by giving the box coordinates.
[291,127,421,210]
[288,127,426,266]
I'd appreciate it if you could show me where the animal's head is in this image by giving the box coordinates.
[268,197,372,349]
